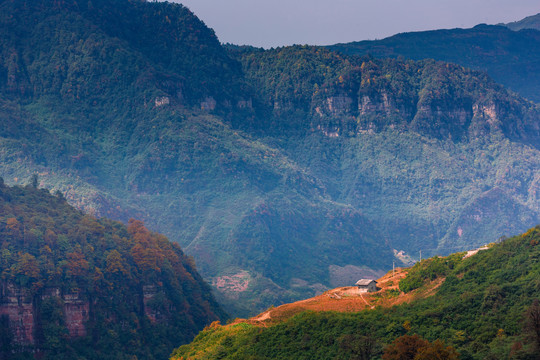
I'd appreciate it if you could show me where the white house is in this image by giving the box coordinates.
[355,279,378,293]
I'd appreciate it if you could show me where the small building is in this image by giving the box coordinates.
[355,279,378,293]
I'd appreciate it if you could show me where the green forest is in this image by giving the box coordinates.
[329,23,540,103]
[0,0,539,319]
[0,0,539,359]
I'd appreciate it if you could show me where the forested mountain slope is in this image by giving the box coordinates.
[172,226,540,360]
[504,13,540,32]
[236,45,540,259]
[0,0,539,317]
[329,24,540,103]
[0,180,226,359]
[0,0,395,316]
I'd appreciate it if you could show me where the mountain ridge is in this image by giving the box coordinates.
[328,23,540,103]
[504,13,540,32]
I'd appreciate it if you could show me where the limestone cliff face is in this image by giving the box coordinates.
[311,87,536,142]
[0,282,162,346]
[358,92,396,117]
[0,283,34,345]
[142,284,160,323]
[326,95,354,115]
[62,290,89,338]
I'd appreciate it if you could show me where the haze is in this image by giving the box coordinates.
[171,0,539,48]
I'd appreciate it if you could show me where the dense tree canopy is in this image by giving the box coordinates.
[0,0,539,318]
[0,180,226,359]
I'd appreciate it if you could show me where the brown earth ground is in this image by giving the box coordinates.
[233,268,445,326]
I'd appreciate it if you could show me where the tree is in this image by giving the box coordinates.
[414,339,460,360]
[524,299,540,354]
[131,243,160,274]
[105,250,129,276]
[5,218,21,240]
[340,334,379,360]
[383,334,428,360]
[383,335,459,360]
[14,252,40,286]
[66,250,89,278]
[31,173,39,188]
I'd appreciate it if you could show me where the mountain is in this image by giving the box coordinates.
[171,226,540,359]
[0,0,539,317]
[236,45,540,256]
[504,13,540,32]
[0,0,397,316]
[0,180,226,359]
[328,23,540,103]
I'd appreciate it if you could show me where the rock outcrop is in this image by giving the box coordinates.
[0,282,163,346]
[0,283,34,345]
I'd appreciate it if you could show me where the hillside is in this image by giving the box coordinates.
[0,0,539,318]
[328,24,540,103]
[0,179,226,359]
[237,45,540,258]
[0,0,397,316]
[504,13,540,32]
[172,226,540,360]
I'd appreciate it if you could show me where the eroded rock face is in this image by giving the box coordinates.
[0,283,34,345]
[310,90,523,141]
[358,92,394,117]
[326,95,353,115]
[237,98,253,109]
[155,96,170,107]
[201,96,216,111]
[63,291,89,337]
[0,283,91,345]
[142,284,159,323]
[0,282,162,346]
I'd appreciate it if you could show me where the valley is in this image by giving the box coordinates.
[0,0,539,318]
[0,1,539,358]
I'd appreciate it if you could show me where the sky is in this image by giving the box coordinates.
[169,0,540,48]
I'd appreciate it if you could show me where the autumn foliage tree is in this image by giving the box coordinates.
[0,181,226,359]
[5,218,21,239]
[105,249,129,276]
[382,334,459,360]
[14,252,40,282]
[66,250,90,278]
[129,218,163,275]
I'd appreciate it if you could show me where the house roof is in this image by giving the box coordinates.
[355,279,377,286]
